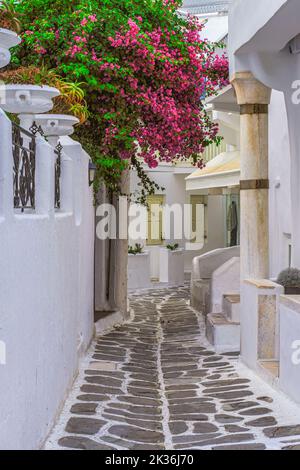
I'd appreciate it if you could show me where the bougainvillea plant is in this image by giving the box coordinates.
[12,0,229,200]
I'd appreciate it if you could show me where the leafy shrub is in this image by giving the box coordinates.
[277,268,300,288]
[128,243,144,255]
[166,243,179,251]
[11,1,229,199]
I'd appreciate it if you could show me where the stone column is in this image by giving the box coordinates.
[231,72,271,279]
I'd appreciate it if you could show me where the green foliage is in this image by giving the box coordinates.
[128,243,144,255]
[166,243,179,251]
[277,268,300,288]
[11,0,227,198]
[0,0,21,32]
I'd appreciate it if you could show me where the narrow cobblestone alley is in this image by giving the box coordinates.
[46,287,300,451]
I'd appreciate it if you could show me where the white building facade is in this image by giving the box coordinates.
[220,0,300,403]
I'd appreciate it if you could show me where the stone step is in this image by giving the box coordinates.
[206,313,240,354]
[223,293,241,323]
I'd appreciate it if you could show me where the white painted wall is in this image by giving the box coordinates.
[280,297,300,404]
[185,193,227,272]
[269,91,292,278]
[210,256,240,313]
[0,110,94,449]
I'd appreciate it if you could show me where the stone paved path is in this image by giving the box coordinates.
[46,287,300,450]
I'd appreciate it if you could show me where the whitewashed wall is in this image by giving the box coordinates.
[269,90,292,278]
[0,110,94,449]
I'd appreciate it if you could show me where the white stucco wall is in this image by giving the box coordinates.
[0,111,94,449]
[280,297,300,404]
[269,90,292,277]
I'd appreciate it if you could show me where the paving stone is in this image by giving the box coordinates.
[117,396,161,407]
[225,425,250,433]
[169,403,216,415]
[129,381,158,389]
[202,379,250,388]
[65,417,106,435]
[85,376,123,387]
[222,401,259,412]
[184,370,208,378]
[203,385,250,394]
[193,422,219,433]
[173,433,222,444]
[70,403,98,415]
[206,391,254,400]
[203,362,230,368]
[85,370,124,378]
[127,387,160,398]
[166,391,198,400]
[166,384,199,391]
[169,414,209,422]
[169,422,188,435]
[108,425,164,444]
[239,407,272,416]
[245,416,277,427]
[212,443,266,450]
[81,384,123,395]
[93,354,126,362]
[58,436,115,450]
[77,394,109,402]
[282,445,300,450]
[103,408,161,421]
[130,373,159,382]
[102,414,162,431]
[174,433,255,449]
[102,436,165,450]
[264,425,300,438]
[257,396,274,403]
[203,356,224,363]
[215,414,243,424]
[109,403,162,416]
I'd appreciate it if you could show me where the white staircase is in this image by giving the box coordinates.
[206,293,241,353]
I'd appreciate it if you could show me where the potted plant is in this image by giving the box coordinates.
[277,268,300,295]
[128,243,151,289]
[128,243,144,255]
[159,244,185,285]
[0,1,21,33]
[166,243,179,251]
[0,66,88,121]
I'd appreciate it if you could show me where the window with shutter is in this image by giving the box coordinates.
[146,195,165,246]
[190,195,208,245]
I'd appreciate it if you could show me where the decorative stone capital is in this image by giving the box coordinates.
[31,114,79,137]
[231,71,271,106]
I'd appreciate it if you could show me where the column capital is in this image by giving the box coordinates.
[231,71,271,106]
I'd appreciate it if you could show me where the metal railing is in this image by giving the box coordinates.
[54,142,62,210]
[12,122,36,212]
